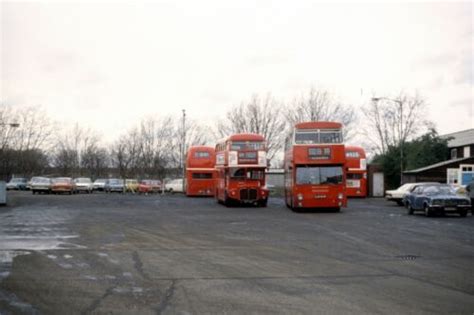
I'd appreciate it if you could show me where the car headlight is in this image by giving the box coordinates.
[297,194,303,201]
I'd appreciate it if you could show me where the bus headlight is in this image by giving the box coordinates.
[338,193,344,200]
[297,194,303,201]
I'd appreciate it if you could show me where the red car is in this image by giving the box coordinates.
[138,180,162,194]
[51,177,76,195]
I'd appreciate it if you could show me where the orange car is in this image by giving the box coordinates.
[51,177,76,195]
[138,180,162,194]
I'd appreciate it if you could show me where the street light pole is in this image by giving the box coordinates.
[182,109,186,193]
[371,97,404,185]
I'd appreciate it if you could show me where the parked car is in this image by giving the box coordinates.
[51,177,76,195]
[386,182,439,206]
[405,184,471,217]
[6,177,27,190]
[93,179,107,191]
[402,182,442,207]
[138,180,162,194]
[74,177,93,193]
[30,177,52,194]
[165,179,184,193]
[125,179,139,193]
[105,179,125,193]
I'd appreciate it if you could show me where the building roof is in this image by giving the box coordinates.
[441,129,474,148]
[403,156,473,174]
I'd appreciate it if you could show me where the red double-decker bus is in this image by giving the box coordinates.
[284,121,347,211]
[186,146,216,197]
[215,134,269,206]
[345,146,367,198]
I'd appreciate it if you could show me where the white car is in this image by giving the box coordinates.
[93,179,107,191]
[386,182,439,206]
[165,179,185,193]
[74,177,94,193]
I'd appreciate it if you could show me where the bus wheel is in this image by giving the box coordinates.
[284,193,291,209]
[259,199,268,208]
[333,207,341,212]
[224,192,231,207]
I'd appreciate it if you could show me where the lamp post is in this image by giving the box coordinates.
[182,109,186,193]
[371,97,404,185]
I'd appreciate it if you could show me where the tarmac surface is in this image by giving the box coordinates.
[0,191,473,314]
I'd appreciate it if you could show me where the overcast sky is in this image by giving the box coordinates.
[1,1,472,144]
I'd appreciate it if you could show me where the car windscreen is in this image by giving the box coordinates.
[423,186,455,195]
[296,166,343,185]
[109,179,122,184]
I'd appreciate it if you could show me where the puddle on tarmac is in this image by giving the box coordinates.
[0,205,84,313]
[0,251,31,280]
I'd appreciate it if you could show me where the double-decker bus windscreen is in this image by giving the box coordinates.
[230,141,265,150]
[230,168,265,180]
[296,166,343,185]
[295,130,342,144]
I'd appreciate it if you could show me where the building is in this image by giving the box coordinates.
[444,129,474,160]
[403,129,474,185]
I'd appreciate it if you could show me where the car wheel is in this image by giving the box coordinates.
[424,204,433,217]
[396,200,404,206]
[459,209,467,217]
[407,203,414,215]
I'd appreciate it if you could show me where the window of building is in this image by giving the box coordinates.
[451,148,457,159]
[463,146,470,158]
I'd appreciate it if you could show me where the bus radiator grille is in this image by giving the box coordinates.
[240,189,257,201]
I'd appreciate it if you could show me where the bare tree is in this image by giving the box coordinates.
[0,104,55,178]
[52,124,102,176]
[137,117,175,179]
[286,87,356,140]
[217,93,286,161]
[361,91,428,155]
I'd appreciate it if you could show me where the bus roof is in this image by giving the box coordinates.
[345,146,367,158]
[295,121,342,130]
[187,146,215,154]
[227,133,265,141]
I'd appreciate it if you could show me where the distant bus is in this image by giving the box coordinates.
[215,133,269,206]
[284,121,347,211]
[186,146,216,197]
[345,146,367,198]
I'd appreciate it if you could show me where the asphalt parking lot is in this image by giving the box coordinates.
[0,191,473,314]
